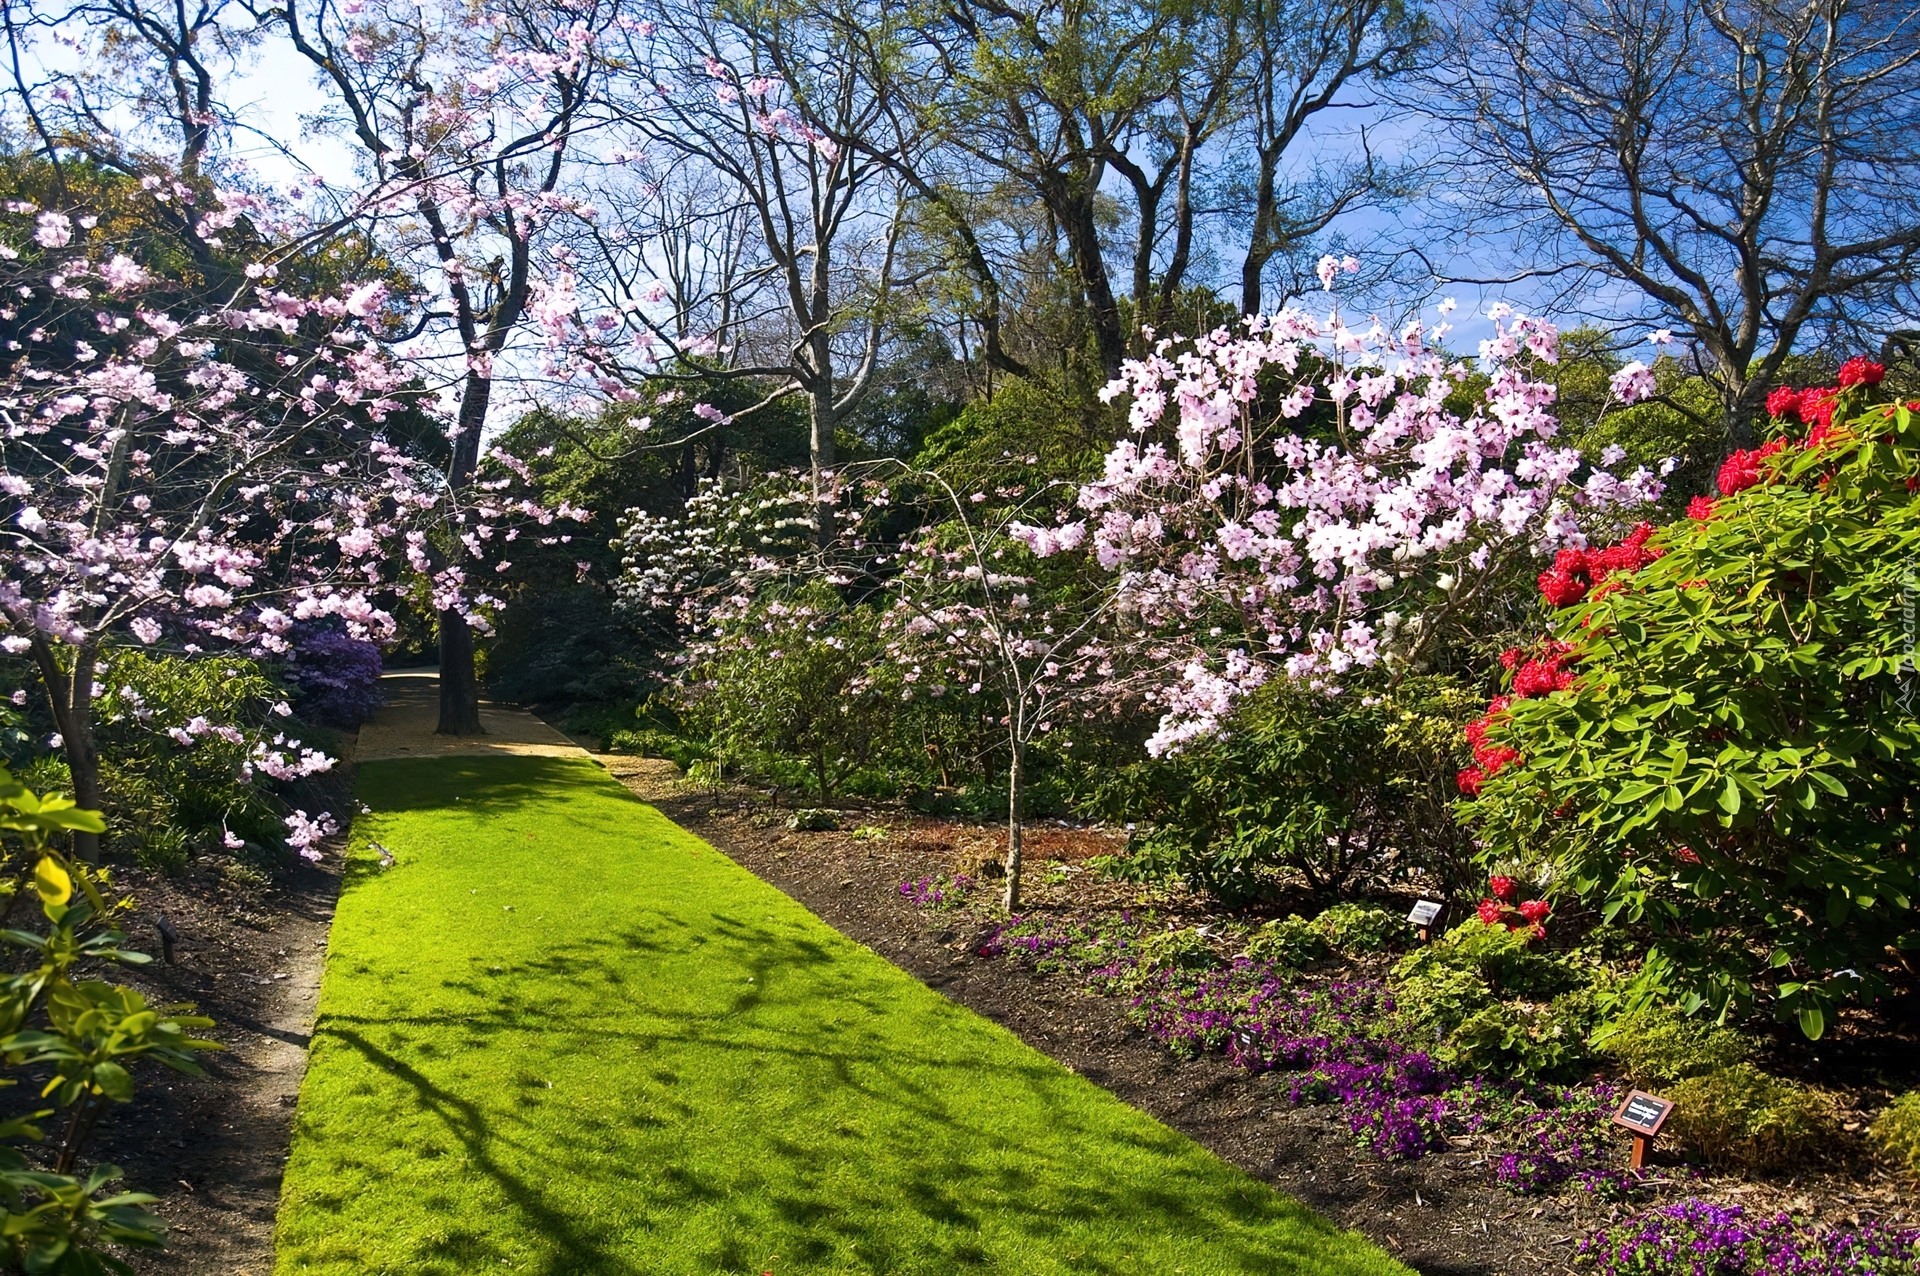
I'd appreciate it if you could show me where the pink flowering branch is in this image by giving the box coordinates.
[1031,288,1671,753]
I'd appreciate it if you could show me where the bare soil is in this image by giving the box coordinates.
[600,762,1920,1276]
[78,821,345,1276]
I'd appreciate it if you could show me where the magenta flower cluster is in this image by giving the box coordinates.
[1578,1199,1920,1276]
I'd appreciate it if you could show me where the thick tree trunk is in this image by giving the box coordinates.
[1051,182,1127,381]
[436,610,485,736]
[1002,736,1026,913]
[809,371,837,549]
[1241,145,1284,317]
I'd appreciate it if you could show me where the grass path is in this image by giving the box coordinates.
[274,755,1411,1276]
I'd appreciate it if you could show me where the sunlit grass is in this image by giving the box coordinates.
[275,754,1410,1276]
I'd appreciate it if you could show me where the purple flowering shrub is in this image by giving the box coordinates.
[978,913,1143,973]
[285,624,386,728]
[1579,1200,1920,1276]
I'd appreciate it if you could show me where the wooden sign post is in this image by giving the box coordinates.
[1407,900,1443,943]
[1611,1090,1675,1169]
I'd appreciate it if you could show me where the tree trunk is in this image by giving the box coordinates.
[33,639,101,861]
[1050,180,1127,381]
[809,375,837,549]
[1002,735,1026,912]
[436,374,492,735]
[1241,146,1283,317]
[436,610,485,736]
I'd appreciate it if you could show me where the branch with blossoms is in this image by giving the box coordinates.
[614,452,1171,910]
[0,199,581,855]
[1020,281,1672,754]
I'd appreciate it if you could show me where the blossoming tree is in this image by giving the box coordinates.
[275,0,608,732]
[1025,275,1670,752]
[0,199,556,857]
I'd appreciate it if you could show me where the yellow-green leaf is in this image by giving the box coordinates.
[33,857,70,907]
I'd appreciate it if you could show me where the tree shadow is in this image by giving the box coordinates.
[291,754,1397,1274]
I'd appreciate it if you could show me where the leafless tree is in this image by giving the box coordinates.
[1423,0,1920,444]
[595,0,918,544]
[1234,0,1426,316]
[1,0,263,254]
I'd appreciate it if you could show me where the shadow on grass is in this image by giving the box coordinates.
[306,911,1358,1274]
[293,754,1390,1275]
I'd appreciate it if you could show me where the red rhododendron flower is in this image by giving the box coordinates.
[1456,766,1485,796]
[1717,451,1760,495]
[1512,657,1576,698]
[1536,527,1663,607]
[1804,420,1845,450]
[1477,898,1505,925]
[1799,388,1839,429]
[1837,357,1885,388]
[1489,875,1517,902]
[1499,647,1523,670]
[1686,495,1716,520]
[1766,385,1802,418]
[1552,546,1590,576]
[1476,744,1520,775]
[1674,845,1702,865]
[1538,568,1588,607]
[1517,899,1551,923]
[1717,438,1785,495]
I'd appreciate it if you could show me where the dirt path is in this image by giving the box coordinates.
[354,669,588,762]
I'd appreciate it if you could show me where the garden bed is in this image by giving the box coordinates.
[605,766,1920,1276]
[75,781,350,1276]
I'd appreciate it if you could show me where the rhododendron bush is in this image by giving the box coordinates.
[1464,374,1920,1039]
[1026,295,1669,753]
[1088,673,1482,902]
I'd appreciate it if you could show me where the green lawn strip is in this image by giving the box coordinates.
[275,754,1410,1276]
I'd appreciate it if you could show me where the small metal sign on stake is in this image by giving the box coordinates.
[1611,1089,1675,1169]
[1407,899,1443,943]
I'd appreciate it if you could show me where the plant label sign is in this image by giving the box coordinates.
[1612,1089,1674,1169]
[1612,1091,1674,1137]
[1407,900,1443,927]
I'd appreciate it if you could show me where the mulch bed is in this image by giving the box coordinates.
[606,768,1919,1276]
[45,775,355,1276]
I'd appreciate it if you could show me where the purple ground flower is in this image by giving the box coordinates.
[1578,1200,1920,1276]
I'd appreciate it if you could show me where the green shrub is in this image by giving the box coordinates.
[0,763,216,1267]
[1089,674,1480,902]
[1869,1091,1920,1177]
[672,583,905,798]
[1393,920,1582,1001]
[1444,987,1600,1081]
[785,808,838,832]
[1243,915,1327,968]
[1665,1064,1837,1170]
[1594,1009,1752,1088]
[605,726,710,770]
[1310,902,1411,956]
[1387,921,1597,1080]
[1465,393,1920,1037]
[91,649,323,870]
